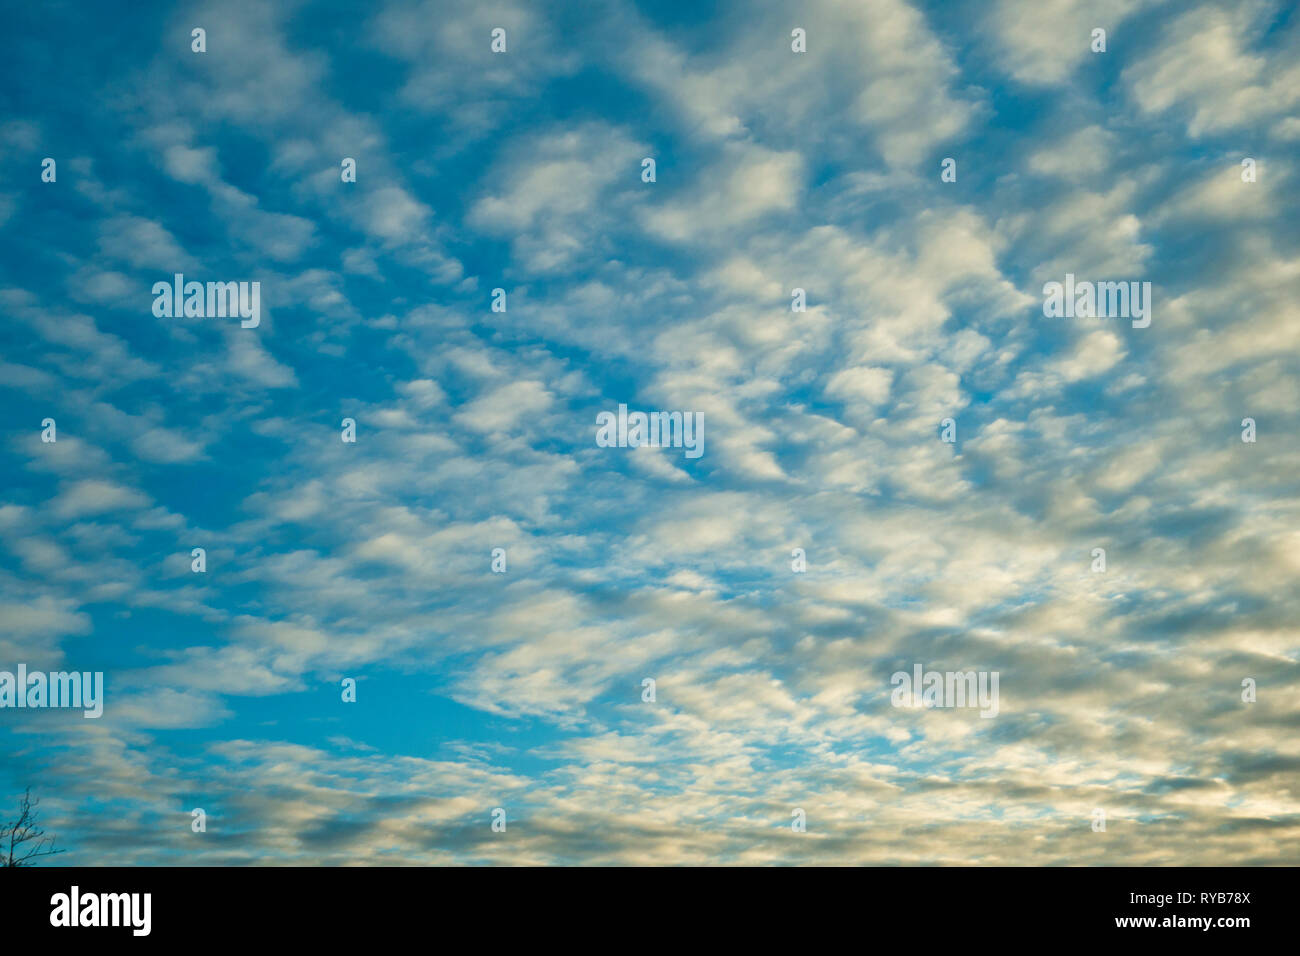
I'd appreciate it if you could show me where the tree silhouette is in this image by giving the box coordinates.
[1,788,66,867]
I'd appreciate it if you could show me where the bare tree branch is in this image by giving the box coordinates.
[1,788,66,867]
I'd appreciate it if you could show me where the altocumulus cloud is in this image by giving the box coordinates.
[0,0,1298,865]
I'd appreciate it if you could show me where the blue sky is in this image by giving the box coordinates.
[2,0,1299,864]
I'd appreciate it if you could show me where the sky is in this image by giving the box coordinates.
[1,0,1298,865]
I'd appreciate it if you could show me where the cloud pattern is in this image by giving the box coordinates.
[1,0,1298,864]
